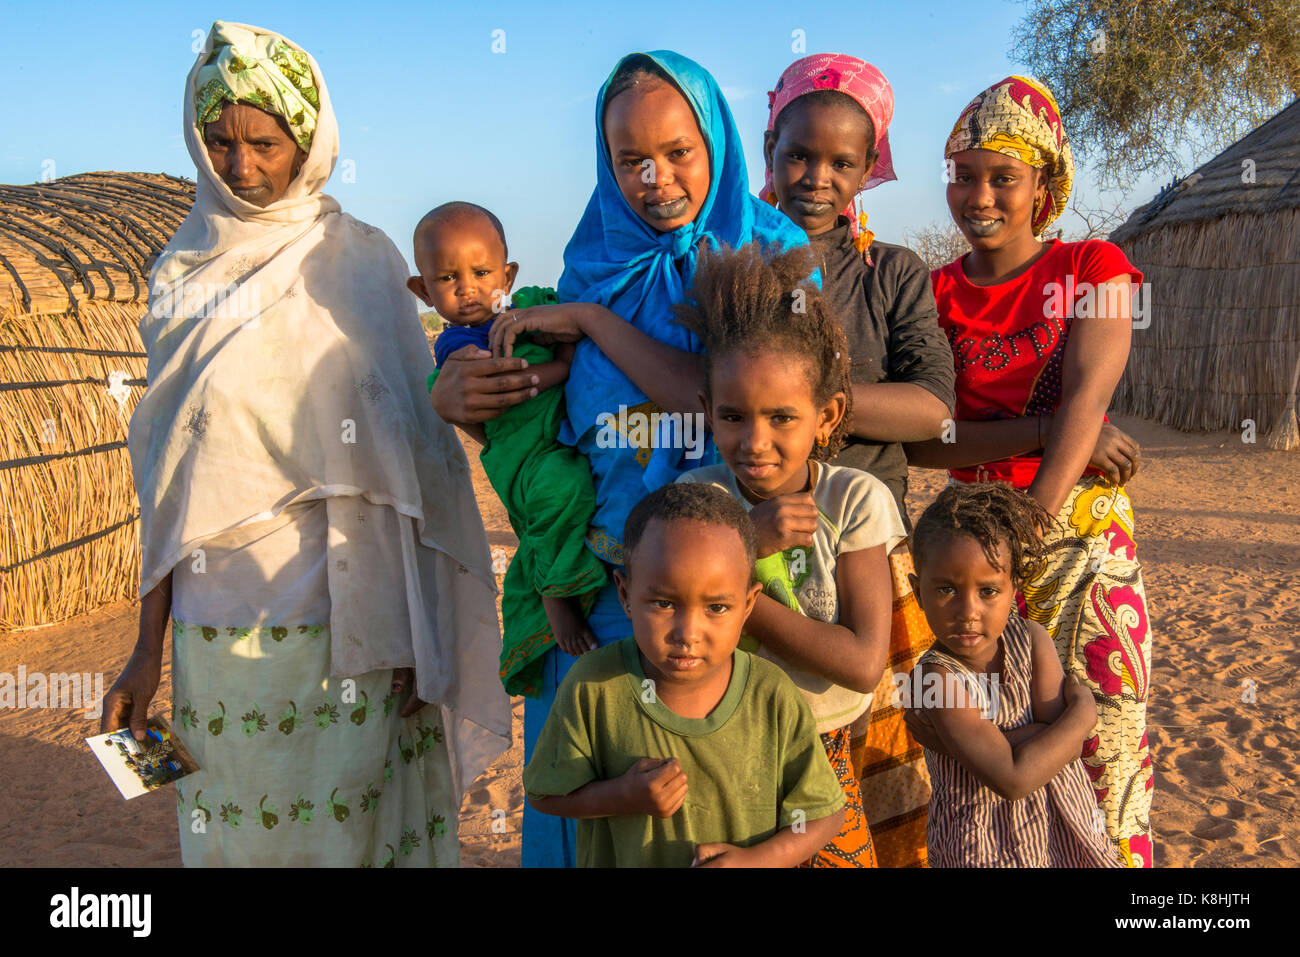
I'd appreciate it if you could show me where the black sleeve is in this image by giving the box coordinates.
[879,245,956,414]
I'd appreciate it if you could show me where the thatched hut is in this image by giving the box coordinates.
[1110,99,1300,450]
[1,172,194,629]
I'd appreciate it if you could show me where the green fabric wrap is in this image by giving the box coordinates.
[428,287,604,696]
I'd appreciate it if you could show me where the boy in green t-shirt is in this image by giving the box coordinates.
[523,482,845,867]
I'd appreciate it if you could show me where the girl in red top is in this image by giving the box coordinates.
[909,76,1154,868]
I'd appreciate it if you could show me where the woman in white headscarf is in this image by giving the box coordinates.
[100,21,510,867]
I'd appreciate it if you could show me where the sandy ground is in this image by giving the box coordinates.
[1,413,1296,867]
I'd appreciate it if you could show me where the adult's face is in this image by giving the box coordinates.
[603,81,711,233]
[202,102,307,207]
[945,148,1047,250]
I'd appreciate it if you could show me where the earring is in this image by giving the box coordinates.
[817,435,829,448]
[853,202,876,265]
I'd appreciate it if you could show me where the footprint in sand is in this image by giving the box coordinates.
[1192,817,1238,840]
[1256,790,1295,812]
[1224,713,1254,736]
[1225,660,1279,680]
[1248,732,1281,750]
[1174,743,1229,787]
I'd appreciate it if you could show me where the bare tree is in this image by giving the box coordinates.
[1010,0,1300,187]
[1065,188,1130,240]
[903,221,971,271]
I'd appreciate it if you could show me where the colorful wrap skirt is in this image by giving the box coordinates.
[171,620,458,867]
[1021,477,1155,867]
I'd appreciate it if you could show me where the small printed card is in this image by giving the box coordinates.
[86,717,199,799]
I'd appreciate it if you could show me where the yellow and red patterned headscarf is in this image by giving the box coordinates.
[944,75,1074,236]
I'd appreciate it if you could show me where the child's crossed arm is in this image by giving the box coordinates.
[910,621,1098,801]
[529,756,844,867]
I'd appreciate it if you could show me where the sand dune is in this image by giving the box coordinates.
[1,414,1295,867]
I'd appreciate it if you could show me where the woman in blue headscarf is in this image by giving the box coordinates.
[462,51,808,867]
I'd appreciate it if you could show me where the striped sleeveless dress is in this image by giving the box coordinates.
[920,615,1123,867]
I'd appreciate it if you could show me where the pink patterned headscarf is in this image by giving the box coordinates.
[761,53,898,208]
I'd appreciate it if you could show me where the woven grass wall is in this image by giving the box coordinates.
[0,301,148,627]
[1,171,194,629]
[1112,208,1300,448]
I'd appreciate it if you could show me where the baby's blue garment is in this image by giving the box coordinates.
[433,319,494,368]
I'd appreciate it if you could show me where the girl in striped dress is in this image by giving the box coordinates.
[904,483,1121,867]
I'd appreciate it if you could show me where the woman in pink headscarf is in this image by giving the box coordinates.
[760,54,954,867]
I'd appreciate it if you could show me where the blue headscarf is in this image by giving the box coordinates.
[558,50,809,563]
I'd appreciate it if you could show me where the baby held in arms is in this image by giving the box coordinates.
[411,203,604,697]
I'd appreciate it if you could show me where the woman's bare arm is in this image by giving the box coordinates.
[99,573,173,738]
[491,303,706,415]
[428,345,540,438]
[850,382,951,443]
[1027,276,1133,516]
[904,416,1043,468]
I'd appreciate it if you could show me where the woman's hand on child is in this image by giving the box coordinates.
[1088,421,1142,486]
[616,757,688,818]
[430,344,539,424]
[749,493,818,558]
[489,304,590,359]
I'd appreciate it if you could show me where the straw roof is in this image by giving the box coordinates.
[1,172,195,629]
[0,172,193,313]
[1109,100,1300,450]
[1111,100,1300,243]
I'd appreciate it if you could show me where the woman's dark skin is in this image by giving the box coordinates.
[100,573,172,740]
[102,104,427,737]
[201,102,306,207]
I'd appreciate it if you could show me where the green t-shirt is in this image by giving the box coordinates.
[523,637,845,867]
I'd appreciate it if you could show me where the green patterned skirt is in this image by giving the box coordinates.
[171,619,458,867]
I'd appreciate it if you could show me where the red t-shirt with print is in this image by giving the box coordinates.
[931,239,1143,488]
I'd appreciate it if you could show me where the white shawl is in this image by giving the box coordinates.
[128,22,509,799]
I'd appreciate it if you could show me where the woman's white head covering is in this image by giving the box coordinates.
[129,21,509,798]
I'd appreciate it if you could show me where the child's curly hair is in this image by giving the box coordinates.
[912,482,1056,588]
[674,242,853,460]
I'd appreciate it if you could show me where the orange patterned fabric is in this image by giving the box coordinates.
[850,545,936,867]
[800,725,877,868]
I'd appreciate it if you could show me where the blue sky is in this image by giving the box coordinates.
[0,0,1169,287]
